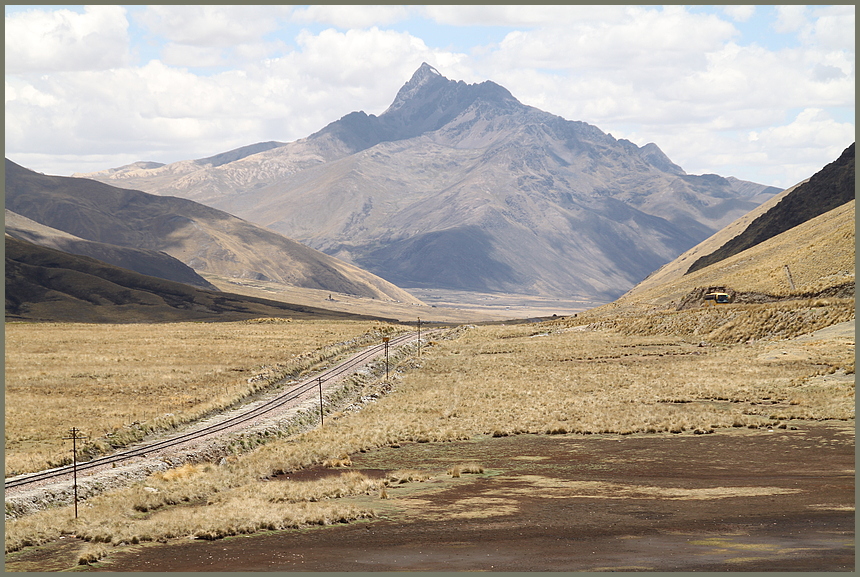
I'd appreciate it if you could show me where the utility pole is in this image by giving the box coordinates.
[318,376,324,427]
[417,317,421,357]
[383,337,390,381]
[784,265,796,291]
[62,427,88,518]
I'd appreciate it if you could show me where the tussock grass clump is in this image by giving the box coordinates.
[448,463,484,477]
[322,455,352,468]
[77,543,109,566]
[153,463,207,482]
[386,469,432,484]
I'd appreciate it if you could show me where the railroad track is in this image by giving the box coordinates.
[5,330,426,492]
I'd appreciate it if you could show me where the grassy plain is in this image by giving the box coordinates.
[4,319,401,476]
[4,298,854,560]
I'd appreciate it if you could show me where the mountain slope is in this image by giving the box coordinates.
[612,199,854,312]
[5,235,395,323]
[5,159,419,303]
[685,142,854,274]
[614,145,855,311]
[5,209,218,290]
[76,63,780,301]
[626,144,856,301]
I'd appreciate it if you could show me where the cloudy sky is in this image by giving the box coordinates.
[5,5,855,188]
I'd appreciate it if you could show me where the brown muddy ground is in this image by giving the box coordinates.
[10,421,854,572]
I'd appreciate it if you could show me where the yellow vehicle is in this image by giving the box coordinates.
[704,292,731,305]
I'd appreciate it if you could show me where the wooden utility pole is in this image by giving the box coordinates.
[417,317,421,357]
[62,427,88,518]
[318,376,324,427]
[383,337,390,381]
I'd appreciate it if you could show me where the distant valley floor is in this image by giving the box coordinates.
[20,421,853,572]
[406,288,606,320]
[203,273,604,323]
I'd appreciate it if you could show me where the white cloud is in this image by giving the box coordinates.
[755,107,854,150]
[722,5,756,23]
[160,43,227,68]
[7,62,272,162]
[5,78,58,108]
[805,5,855,52]
[290,5,411,29]
[773,5,808,34]
[135,5,290,48]
[474,9,742,130]
[5,5,130,74]
[422,5,630,27]
[481,8,736,79]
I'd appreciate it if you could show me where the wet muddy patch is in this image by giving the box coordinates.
[26,422,858,572]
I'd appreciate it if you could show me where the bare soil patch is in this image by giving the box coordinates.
[22,420,851,572]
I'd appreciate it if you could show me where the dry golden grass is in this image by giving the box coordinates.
[5,298,854,556]
[448,463,484,477]
[5,467,383,552]
[76,543,109,566]
[4,319,402,476]
[620,200,854,310]
[575,298,855,346]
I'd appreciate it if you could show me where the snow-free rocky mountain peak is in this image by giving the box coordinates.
[78,64,781,301]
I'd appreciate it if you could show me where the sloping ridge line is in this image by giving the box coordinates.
[685,142,855,275]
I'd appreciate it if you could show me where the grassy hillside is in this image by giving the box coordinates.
[5,209,218,291]
[5,236,396,324]
[687,142,854,274]
[613,199,854,312]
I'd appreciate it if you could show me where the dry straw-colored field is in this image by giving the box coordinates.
[4,319,401,476]
[5,297,854,559]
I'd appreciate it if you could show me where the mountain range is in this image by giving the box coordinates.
[77,63,781,301]
[5,159,418,307]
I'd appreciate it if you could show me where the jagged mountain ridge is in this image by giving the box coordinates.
[5,159,419,303]
[78,63,781,300]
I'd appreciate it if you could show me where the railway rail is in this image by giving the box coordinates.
[5,330,426,492]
